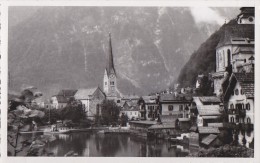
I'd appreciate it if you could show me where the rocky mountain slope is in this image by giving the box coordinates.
[8,7,238,98]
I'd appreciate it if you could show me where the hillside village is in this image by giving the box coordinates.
[8,7,254,156]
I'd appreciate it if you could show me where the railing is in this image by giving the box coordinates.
[228,109,246,117]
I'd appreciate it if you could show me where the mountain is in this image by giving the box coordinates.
[8,7,237,98]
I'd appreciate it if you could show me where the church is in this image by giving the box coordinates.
[103,33,122,101]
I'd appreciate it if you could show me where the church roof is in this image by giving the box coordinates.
[56,89,77,97]
[74,87,101,100]
[106,33,116,76]
[216,22,254,48]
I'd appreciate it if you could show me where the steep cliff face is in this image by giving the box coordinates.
[8,7,237,98]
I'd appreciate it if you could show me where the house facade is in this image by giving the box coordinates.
[224,73,254,126]
[159,94,192,118]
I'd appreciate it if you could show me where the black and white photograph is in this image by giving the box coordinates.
[5,4,256,158]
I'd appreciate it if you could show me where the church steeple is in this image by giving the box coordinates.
[107,33,116,76]
[103,33,117,97]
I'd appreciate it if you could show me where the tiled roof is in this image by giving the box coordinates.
[201,134,218,145]
[55,95,69,103]
[178,118,190,122]
[217,22,254,48]
[199,96,221,103]
[57,89,77,97]
[234,73,254,98]
[197,105,221,116]
[121,95,140,100]
[74,87,99,99]
[149,123,175,129]
[160,94,191,102]
[160,115,178,123]
[202,116,220,120]
[198,127,220,134]
[208,123,224,127]
[142,95,157,103]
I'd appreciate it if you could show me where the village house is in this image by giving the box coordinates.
[74,87,106,120]
[51,89,77,109]
[142,95,159,120]
[223,72,254,148]
[120,105,139,121]
[190,97,222,127]
[159,94,192,119]
[223,73,254,125]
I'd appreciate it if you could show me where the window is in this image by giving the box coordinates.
[179,105,183,111]
[248,17,254,22]
[247,117,251,124]
[244,59,246,63]
[168,105,173,111]
[235,89,239,95]
[105,82,107,85]
[231,117,234,123]
[246,103,250,110]
[230,104,234,109]
[241,89,244,95]
[130,112,132,115]
[110,81,115,85]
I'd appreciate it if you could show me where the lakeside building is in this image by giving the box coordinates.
[74,87,106,119]
[159,94,192,118]
[142,95,159,120]
[190,97,222,127]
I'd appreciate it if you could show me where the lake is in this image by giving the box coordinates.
[19,132,191,157]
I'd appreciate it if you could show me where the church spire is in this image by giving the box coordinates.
[107,32,116,76]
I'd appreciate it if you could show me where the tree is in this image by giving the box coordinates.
[196,75,214,96]
[100,100,120,126]
[8,87,55,156]
[58,98,86,123]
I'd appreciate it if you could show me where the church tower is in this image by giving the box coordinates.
[103,33,117,98]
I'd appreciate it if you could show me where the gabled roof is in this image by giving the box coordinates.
[74,87,103,100]
[57,89,77,97]
[224,73,254,100]
[197,105,221,116]
[201,134,218,146]
[160,94,191,103]
[208,123,224,128]
[198,127,220,134]
[55,95,69,103]
[199,96,221,104]
[142,95,157,104]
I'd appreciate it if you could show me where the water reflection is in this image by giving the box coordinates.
[19,132,190,157]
